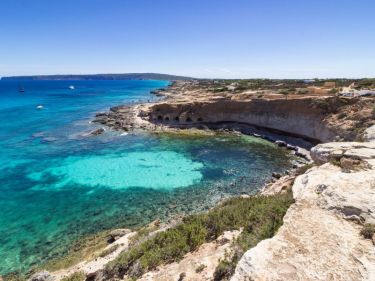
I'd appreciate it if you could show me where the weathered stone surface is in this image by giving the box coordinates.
[50,231,136,281]
[107,228,131,243]
[364,125,375,142]
[29,271,55,281]
[139,230,241,281]
[232,141,375,281]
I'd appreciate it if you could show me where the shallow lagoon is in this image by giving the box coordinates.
[0,80,293,274]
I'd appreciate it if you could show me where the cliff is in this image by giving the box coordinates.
[232,140,375,281]
[0,73,193,81]
[25,81,375,281]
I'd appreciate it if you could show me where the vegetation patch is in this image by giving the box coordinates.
[329,158,342,167]
[105,191,294,279]
[61,272,86,281]
[295,163,315,176]
[98,244,120,258]
[40,230,111,272]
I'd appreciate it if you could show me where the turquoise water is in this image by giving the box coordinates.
[0,80,293,275]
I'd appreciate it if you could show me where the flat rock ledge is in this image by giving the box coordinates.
[232,141,375,281]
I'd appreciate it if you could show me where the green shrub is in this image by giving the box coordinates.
[2,272,26,281]
[105,191,294,279]
[337,112,346,119]
[360,224,375,239]
[213,258,236,281]
[61,272,85,281]
[41,230,111,271]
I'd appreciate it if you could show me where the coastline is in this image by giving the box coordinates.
[13,80,375,281]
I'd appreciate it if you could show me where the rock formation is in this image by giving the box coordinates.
[146,96,374,143]
[232,141,375,281]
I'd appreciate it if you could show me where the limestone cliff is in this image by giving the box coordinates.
[232,141,375,281]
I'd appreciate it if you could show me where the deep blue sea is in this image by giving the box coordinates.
[0,80,293,275]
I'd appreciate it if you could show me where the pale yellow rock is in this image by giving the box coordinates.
[364,125,375,142]
[138,230,241,281]
[232,141,375,281]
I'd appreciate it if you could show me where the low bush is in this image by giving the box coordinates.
[195,264,207,273]
[105,191,294,279]
[98,244,119,258]
[41,231,111,272]
[360,224,375,239]
[61,272,85,281]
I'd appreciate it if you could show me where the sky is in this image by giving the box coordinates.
[0,0,374,79]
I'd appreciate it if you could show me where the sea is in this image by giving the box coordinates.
[0,80,293,275]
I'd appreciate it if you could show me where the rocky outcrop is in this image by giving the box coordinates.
[232,141,375,281]
[29,272,55,281]
[49,230,135,281]
[138,230,241,281]
[364,125,375,142]
[83,128,105,137]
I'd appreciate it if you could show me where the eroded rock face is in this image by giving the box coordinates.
[232,141,375,281]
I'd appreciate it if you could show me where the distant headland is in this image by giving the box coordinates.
[0,73,194,81]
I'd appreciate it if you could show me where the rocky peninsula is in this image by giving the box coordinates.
[25,79,375,281]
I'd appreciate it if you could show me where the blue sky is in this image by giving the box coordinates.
[0,0,374,78]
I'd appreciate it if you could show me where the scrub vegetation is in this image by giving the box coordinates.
[41,231,111,272]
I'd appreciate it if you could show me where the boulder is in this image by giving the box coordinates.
[232,141,375,281]
[107,228,131,243]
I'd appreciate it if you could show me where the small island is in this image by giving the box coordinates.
[20,77,375,281]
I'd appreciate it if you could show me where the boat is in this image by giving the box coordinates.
[36,105,44,110]
[69,85,75,90]
[18,86,25,93]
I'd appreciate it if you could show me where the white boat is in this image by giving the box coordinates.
[36,105,44,109]
[69,85,75,90]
